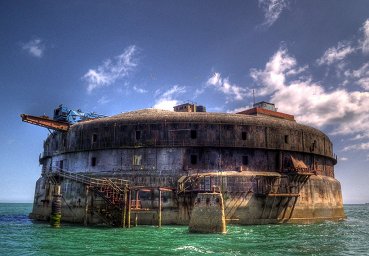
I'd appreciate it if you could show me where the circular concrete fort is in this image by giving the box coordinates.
[28,102,345,226]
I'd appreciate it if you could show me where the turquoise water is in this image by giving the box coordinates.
[0,204,368,255]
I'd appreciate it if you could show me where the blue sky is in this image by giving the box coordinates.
[1,0,369,203]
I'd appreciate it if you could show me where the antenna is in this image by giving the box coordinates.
[252,89,256,105]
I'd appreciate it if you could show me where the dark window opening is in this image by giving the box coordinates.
[91,157,97,167]
[190,130,197,139]
[242,156,249,165]
[284,135,289,144]
[92,134,97,143]
[206,197,210,204]
[136,130,141,140]
[59,160,64,170]
[242,131,247,140]
[191,155,197,165]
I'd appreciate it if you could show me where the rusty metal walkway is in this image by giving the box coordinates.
[43,169,173,227]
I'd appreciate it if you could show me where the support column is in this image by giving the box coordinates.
[127,189,131,228]
[84,186,89,226]
[122,186,127,228]
[50,184,62,228]
[134,190,139,227]
[158,189,162,228]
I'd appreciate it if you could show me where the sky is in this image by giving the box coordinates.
[0,0,368,203]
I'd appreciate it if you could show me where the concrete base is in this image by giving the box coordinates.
[29,173,345,226]
[189,193,226,234]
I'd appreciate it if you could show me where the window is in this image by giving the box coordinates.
[91,157,97,167]
[133,155,142,166]
[92,134,97,143]
[190,154,197,165]
[136,130,141,140]
[242,156,249,165]
[284,135,289,144]
[242,131,247,140]
[191,130,197,139]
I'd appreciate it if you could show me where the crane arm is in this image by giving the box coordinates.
[20,114,69,132]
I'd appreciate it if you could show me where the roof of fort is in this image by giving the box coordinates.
[73,108,328,138]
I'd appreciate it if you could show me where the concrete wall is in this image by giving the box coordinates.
[30,173,345,225]
[31,111,343,226]
[41,147,335,178]
[42,121,335,160]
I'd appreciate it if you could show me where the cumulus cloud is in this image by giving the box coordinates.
[83,45,138,93]
[21,38,44,58]
[153,85,186,111]
[206,72,248,101]
[345,62,369,90]
[317,41,356,65]
[250,48,303,96]
[361,19,369,54]
[258,0,289,27]
[250,47,369,143]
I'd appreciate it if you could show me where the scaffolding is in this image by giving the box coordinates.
[43,168,174,227]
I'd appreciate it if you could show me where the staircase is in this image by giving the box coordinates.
[43,169,129,226]
[177,175,204,194]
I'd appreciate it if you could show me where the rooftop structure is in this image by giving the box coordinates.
[173,102,206,112]
[237,101,295,121]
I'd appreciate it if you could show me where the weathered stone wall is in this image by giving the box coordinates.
[189,193,226,233]
[31,109,343,226]
[41,147,335,178]
[41,109,335,159]
[30,172,345,225]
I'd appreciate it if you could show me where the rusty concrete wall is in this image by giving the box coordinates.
[31,109,343,226]
[189,193,226,233]
[41,112,335,161]
[30,172,345,225]
[40,147,335,178]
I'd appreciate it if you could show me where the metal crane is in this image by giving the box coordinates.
[21,105,106,132]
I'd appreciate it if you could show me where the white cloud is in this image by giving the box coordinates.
[97,96,111,105]
[133,86,148,94]
[343,142,369,152]
[83,45,138,93]
[317,41,356,66]
[250,47,369,144]
[250,48,300,96]
[361,19,369,54]
[153,85,186,111]
[344,62,369,90]
[258,0,289,27]
[339,157,348,161]
[350,133,369,141]
[22,38,44,58]
[206,72,248,101]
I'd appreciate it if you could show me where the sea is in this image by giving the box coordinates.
[0,203,368,256]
